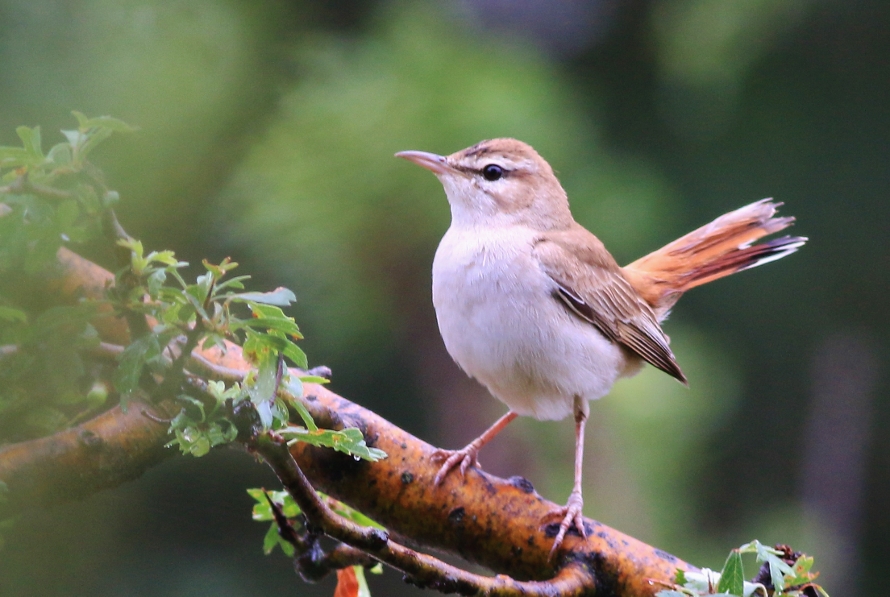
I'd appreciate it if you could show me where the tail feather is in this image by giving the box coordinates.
[622,199,806,318]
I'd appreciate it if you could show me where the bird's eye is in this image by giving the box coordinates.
[481,164,504,181]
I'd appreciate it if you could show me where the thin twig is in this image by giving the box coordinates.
[0,175,73,200]
[90,341,125,359]
[187,351,247,383]
[251,431,595,596]
[263,493,380,581]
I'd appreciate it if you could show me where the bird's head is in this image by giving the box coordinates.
[396,138,573,230]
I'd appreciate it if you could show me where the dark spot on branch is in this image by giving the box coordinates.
[365,527,389,550]
[654,548,677,564]
[448,507,466,526]
[508,475,535,493]
[596,529,618,550]
[296,540,327,582]
[566,551,622,597]
[401,471,414,485]
[77,430,102,449]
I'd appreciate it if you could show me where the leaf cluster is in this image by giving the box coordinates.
[657,540,829,597]
[0,113,134,440]
[248,486,382,597]
[248,488,385,556]
[0,113,387,469]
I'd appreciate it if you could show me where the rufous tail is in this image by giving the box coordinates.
[622,199,806,319]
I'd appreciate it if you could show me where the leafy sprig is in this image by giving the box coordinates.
[0,114,386,468]
[656,540,828,597]
[0,113,136,438]
[247,488,386,556]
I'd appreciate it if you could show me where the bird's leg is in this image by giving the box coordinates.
[432,411,518,485]
[549,396,589,556]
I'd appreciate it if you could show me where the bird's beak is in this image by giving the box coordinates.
[395,150,455,176]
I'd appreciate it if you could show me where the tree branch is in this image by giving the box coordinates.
[0,395,179,514]
[253,430,598,596]
[0,245,696,596]
[284,381,692,592]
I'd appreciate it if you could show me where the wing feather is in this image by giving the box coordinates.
[535,228,687,384]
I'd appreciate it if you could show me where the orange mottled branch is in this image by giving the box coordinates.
[289,382,694,592]
[0,246,696,595]
[0,396,178,514]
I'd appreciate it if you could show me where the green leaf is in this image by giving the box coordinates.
[233,287,296,306]
[0,306,27,323]
[189,434,211,457]
[214,275,250,292]
[76,127,113,161]
[247,350,277,402]
[292,400,318,432]
[283,376,319,431]
[261,522,279,555]
[269,335,308,369]
[71,112,139,133]
[282,426,387,462]
[84,381,110,409]
[297,375,329,384]
[0,145,32,167]
[354,566,372,597]
[239,317,302,337]
[16,126,43,159]
[327,498,385,531]
[716,550,744,596]
[46,142,72,167]
[247,488,301,520]
[278,534,295,557]
[742,541,793,593]
[114,334,161,394]
[674,570,687,585]
[246,303,290,319]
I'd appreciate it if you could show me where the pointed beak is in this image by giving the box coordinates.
[395,150,455,176]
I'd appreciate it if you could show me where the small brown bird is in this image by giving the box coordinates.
[396,138,805,554]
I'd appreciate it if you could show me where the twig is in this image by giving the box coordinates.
[187,350,247,383]
[0,174,74,200]
[251,431,595,596]
[263,491,378,579]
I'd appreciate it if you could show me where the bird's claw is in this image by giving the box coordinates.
[549,490,586,558]
[431,446,480,486]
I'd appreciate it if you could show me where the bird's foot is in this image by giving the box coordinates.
[548,489,586,558]
[431,445,481,486]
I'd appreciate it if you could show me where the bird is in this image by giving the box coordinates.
[395,138,806,555]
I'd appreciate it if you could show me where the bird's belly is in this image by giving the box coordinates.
[432,230,628,421]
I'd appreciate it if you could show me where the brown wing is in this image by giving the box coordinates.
[534,227,687,384]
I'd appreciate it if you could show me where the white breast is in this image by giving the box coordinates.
[431,225,629,421]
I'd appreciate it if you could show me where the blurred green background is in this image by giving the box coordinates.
[0,0,886,595]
